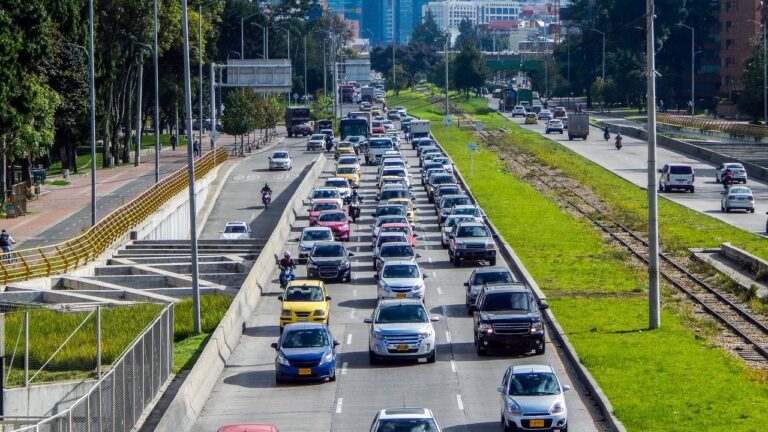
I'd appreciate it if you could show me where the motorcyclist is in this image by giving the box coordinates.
[261,184,272,195]
[347,190,362,222]
[279,251,296,271]
[603,126,611,140]
[723,169,734,190]
[615,133,623,149]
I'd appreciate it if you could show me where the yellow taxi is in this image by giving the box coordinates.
[335,164,360,188]
[371,107,382,116]
[387,198,416,224]
[334,142,356,159]
[279,280,331,330]
[524,112,538,124]
[378,175,407,190]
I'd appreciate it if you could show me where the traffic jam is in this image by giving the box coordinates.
[250,101,573,432]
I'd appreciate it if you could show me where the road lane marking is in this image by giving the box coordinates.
[445,331,452,343]
[450,360,457,373]
[428,257,433,264]
[341,362,348,375]
[456,394,464,411]
[353,289,358,297]
[346,334,353,345]
[336,398,344,413]
[432,271,437,278]
[436,286,443,295]
[350,310,356,319]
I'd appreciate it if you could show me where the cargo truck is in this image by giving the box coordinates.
[410,120,430,139]
[360,87,374,103]
[567,113,590,140]
[284,106,311,138]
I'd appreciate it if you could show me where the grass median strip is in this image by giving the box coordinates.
[390,89,768,431]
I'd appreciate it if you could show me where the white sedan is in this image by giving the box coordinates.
[220,222,251,239]
[721,186,755,213]
[268,150,292,170]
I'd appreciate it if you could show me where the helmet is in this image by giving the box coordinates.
[284,251,291,258]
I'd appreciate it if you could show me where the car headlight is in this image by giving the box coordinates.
[530,322,544,335]
[281,309,292,317]
[506,398,523,416]
[301,245,311,251]
[455,241,466,248]
[320,351,334,365]
[339,260,351,269]
[277,354,290,366]
[469,285,480,294]
[487,241,496,249]
[372,330,385,340]
[549,401,564,415]
[419,328,433,338]
[307,261,319,269]
[478,323,493,334]
[313,309,326,317]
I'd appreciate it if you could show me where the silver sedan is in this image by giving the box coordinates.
[721,186,754,213]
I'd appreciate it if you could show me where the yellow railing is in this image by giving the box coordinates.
[0,148,228,285]
[658,113,768,138]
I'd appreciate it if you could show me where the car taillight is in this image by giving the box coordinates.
[692,173,695,182]
[667,173,671,181]
[729,196,735,200]
[748,196,754,201]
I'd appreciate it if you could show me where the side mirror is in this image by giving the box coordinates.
[326,296,332,301]
[268,157,272,160]
[657,169,663,173]
[271,342,278,350]
[364,317,373,324]
[430,316,440,322]
[333,340,340,347]
[277,296,283,301]
[463,282,469,287]
[423,274,428,279]
[348,252,355,257]
[369,224,375,228]
[413,233,418,238]
[371,213,376,217]
[374,274,379,280]
[563,384,571,391]
[539,302,550,310]
[497,386,504,393]
[416,253,422,258]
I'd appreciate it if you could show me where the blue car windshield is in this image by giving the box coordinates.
[282,329,329,348]
[374,419,437,432]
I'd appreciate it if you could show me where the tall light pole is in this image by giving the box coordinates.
[303,35,308,104]
[253,23,268,59]
[152,0,160,182]
[181,0,202,334]
[241,12,260,59]
[391,1,396,92]
[678,23,695,117]
[443,36,449,118]
[591,28,605,82]
[749,19,767,125]
[646,0,660,329]
[275,26,290,60]
[88,0,97,226]
[134,45,148,168]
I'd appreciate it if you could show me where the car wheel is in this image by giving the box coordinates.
[275,374,283,384]
[721,205,725,212]
[560,424,568,432]
[476,341,486,356]
[489,258,496,266]
[368,350,379,365]
[426,349,436,363]
[690,186,695,193]
[454,256,461,267]
[329,371,336,382]
[751,208,755,213]
[448,251,454,263]
[441,241,447,249]
[346,272,352,282]
[663,186,670,193]
[535,343,546,355]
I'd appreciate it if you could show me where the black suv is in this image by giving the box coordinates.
[306,241,354,282]
[473,284,548,356]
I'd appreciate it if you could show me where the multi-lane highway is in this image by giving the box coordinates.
[190,122,602,431]
[493,101,768,234]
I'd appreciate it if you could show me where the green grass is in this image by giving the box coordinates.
[3,294,232,386]
[389,89,768,431]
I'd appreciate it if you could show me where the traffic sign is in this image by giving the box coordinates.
[443,116,452,126]
[468,142,476,152]
[475,122,484,131]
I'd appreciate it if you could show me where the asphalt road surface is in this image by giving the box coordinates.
[493,100,768,234]
[190,120,602,431]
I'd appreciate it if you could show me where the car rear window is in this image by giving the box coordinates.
[670,166,693,174]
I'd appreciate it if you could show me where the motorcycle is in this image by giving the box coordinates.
[279,266,295,289]
[723,176,734,191]
[604,130,610,141]
[262,191,272,209]
[349,203,361,222]
[615,135,623,150]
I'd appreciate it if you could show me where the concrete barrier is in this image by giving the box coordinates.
[440,137,628,432]
[721,242,768,277]
[153,153,327,432]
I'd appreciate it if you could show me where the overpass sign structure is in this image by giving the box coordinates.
[223,59,292,93]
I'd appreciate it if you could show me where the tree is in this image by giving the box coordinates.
[385,65,407,95]
[410,11,443,48]
[739,41,765,122]
[451,38,487,99]
[454,18,475,50]
[220,88,256,150]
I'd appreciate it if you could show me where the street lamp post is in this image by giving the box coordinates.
[591,28,606,82]
[303,35,307,104]
[253,23,268,60]
[646,0,660,329]
[88,0,97,226]
[134,46,148,168]
[152,0,160,182]
[241,12,260,59]
[274,26,290,60]
[678,23,695,117]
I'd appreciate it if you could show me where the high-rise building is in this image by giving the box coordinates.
[361,0,385,45]
[719,0,762,99]
[424,1,522,34]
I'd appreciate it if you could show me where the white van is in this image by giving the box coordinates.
[659,164,695,193]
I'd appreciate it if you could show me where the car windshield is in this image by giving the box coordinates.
[284,285,325,302]
[439,187,461,196]
[457,225,489,237]
[473,271,515,285]
[312,244,345,257]
[726,164,744,170]
[377,235,405,247]
[375,305,429,324]
[311,134,325,140]
[381,190,409,200]
[377,207,406,216]
[319,212,346,222]
[302,230,332,241]
[337,167,357,174]
[348,136,361,143]
[446,216,474,228]
[424,163,443,172]
[383,169,406,177]
[507,372,560,396]
[374,420,437,432]
[224,225,247,233]
[338,157,358,165]
[442,197,470,208]
[382,264,419,278]
[482,292,533,312]
[281,329,329,348]
[370,140,392,148]
[669,166,693,174]
[729,187,751,194]
[452,207,481,217]
[380,244,415,257]
[431,175,454,185]
[382,226,409,235]
[273,152,288,159]
[313,203,338,212]
[377,216,408,226]
[313,190,339,199]
[326,180,348,188]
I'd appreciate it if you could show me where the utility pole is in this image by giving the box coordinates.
[445,37,449,118]
[210,62,216,149]
[134,50,144,167]
[88,0,97,226]
[678,24,695,116]
[304,35,308,104]
[591,28,606,82]
[152,0,160,182]
[646,0,660,329]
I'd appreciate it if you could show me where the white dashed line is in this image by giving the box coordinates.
[336,398,344,413]
[445,331,452,343]
[353,289,358,297]
[341,362,348,375]
[350,310,356,319]
[346,334,353,345]
[432,271,437,278]
[456,394,464,411]
[437,287,443,295]
[450,360,457,373]
[428,257,433,264]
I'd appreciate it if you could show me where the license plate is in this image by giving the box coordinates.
[396,293,406,298]
[298,368,312,376]
[396,344,409,351]
[529,419,545,428]
[297,318,307,322]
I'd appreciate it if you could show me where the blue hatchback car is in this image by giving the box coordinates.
[271,323,339,383]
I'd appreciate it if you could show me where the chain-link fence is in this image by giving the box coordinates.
[8,304,173,432]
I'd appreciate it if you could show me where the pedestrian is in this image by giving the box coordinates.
[193,140,201,158]
[0,229,16,263]
[170,134,177,151]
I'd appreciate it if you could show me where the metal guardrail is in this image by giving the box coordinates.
[0,148,228,285]
[657,113,768,138]
[9,303,174,432]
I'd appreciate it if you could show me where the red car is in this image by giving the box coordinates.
[316,210,351,241]
[217,425,279,432]
[378,223,417,248]
[308,200,341,226]
[371,121,385,134]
